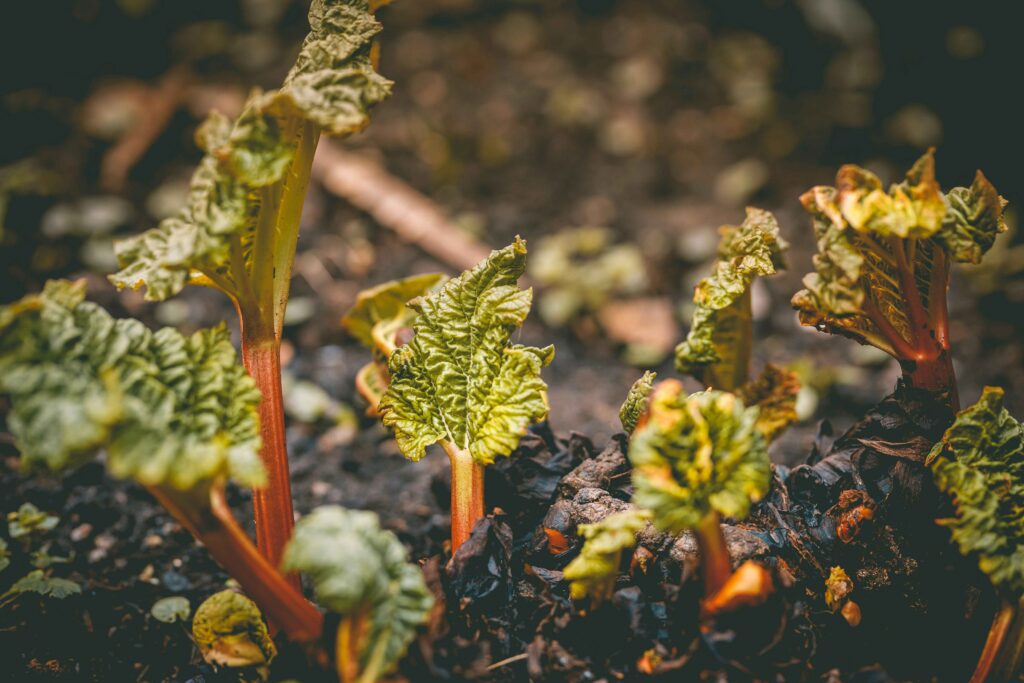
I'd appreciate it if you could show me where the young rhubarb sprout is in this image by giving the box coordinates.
[109,0,393,569]
[192,589,277,669]
[735,363,801,443]
[341,273,445,414]
[377,239,554,551]
[675,207,788,392]
[926,387,1024,682]
[619,371,657,434]
[630,380,772,610]
[0,281,322,643]
[563,509,652,604]
[794,151,1007,407]
[282,506,433,683]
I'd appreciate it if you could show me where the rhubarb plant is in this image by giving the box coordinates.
[108,0,393,568]
[675,207,788,392]
[282,506,433,683]
[0,280,322,643]
[377,238,554,550]
[927,387,1024,682]
[619,371,657,434]
[629,380,772,611]
[793,150,1007,406]
[341,273,445,414]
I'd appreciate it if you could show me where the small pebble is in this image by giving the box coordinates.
[161,569,190,592]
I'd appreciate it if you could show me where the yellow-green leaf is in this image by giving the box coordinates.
[342,273,446,351]
[675,208,787,391]
[564,509,651,602]
[619,371,656,434]
[630,380,770,533]
[192,590,276,668]
[0,280,264,492]
[937,170,1008,264]
[927,387,1024,594]
[379,239,554,465]
[110,0,392,304]
[282,506,433,675]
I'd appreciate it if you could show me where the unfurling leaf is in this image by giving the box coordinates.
[675,208,787,391]
[342,273,446,352]
[737,364,801,442]
[564,509,652,601]
[824,566,854,611]
[630,380,770,533]
[7,569,81,599]
[937,171,1008,264]
[192,590,276,668]
[619,371,656,434]
[151,596,192,624]
[110,0,392,305]
[0,280,264,492]
[282,506,433,676]
[792,150,1007,360]
[7,503,59,540]
[927,387,1024,594]
[379,239,554,465]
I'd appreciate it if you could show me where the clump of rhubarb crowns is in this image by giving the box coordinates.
[376,238,553,552]
[794,150,1007,407]
[629,380,773,611]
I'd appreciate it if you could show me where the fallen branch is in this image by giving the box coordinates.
[312,143,491,271]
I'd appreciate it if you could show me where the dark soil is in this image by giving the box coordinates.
[1,0,1021,681]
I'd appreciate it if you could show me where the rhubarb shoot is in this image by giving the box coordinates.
[282,506,433,683]
[927,387,1024,682]
[675,207,788,392]
[619,371,657,434]
[341,273,445,413]
[377,239,554,551]
[108,0,394,568]
[563,509,652,603]
[794,150,1007,406]
[0,280,322,642]
[630,380,771,604]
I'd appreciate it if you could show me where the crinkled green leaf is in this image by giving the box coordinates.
[282,506,433,675]
[151,596,192,624]
[675,208,787,391]
[835,151,947,239]
[630,381,770,533]
[7,503,59,540]
[110,0,392,303]
[7,570,81,599]
[379,239,554,465]
[936,171,1008,264]
[793,150,1007,359]
[927,387,1024,594]
[192,589,276,668]
[563,509,651,602]
[619,371,656,434]
[342,273,446,351]
[0,280,264,492]
[737,364,800,442]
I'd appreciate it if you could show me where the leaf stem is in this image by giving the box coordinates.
[146,484,322,643]
[969,597,1024,683]
[695,511,732,600]
[238,323,299,585]
[442,440,485,552]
